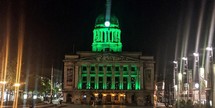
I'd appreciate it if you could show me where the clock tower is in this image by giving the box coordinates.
[92,14,122,52]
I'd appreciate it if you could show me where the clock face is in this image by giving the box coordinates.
[104,21,110,27]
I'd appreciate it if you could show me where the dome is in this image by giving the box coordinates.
[95,14,119,28]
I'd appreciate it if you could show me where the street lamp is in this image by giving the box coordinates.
[14,83,21,87]
[193,52,200,102]
[195,83,199,89]
[206,46,213,107]
[182,57,189,101]
[173,60,178,105]
[0,81,7,85]
[0,81,7,106]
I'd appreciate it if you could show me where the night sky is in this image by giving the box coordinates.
[0,0,214,80]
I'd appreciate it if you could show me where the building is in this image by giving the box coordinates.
[63,14,155,105]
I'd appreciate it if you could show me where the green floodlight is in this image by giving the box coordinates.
[104,21,110,27]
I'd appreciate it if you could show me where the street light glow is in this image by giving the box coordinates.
[14,83,20,87]
[195,83,199,89]
[23,94,27,99]
[33,95,37,99]
[193,52,199,57]
[182,57,187,61]
[178,73,182,80]
[0,81,7,84]
[173,61,177,64]
[206,47,213,51]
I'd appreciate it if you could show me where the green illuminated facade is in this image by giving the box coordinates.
[92,14,122,52]
[78,64,140,90]
[63,14,155,105]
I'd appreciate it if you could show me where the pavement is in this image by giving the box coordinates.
[56,104,166,108]
[0,103,167,108]
[0,103,67,108]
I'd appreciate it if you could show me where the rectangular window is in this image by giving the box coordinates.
[131,66,136,71]
[90,83,94,89]
[99,83,103,90]
[107,66,112,71]
[82,66,87,71]
[123,77,127,82]
[82,83,87,89]
[123,77,127,90]
[115,77,119,83]
[99,77,103,82]
[107,82,111,89]
[123,83,127,90]
[82,77,87,81]
[107,77,111,82]
[107,77,111,89]
[131,77,135,82]
[91,66,95,71]
[132,83,135,90]
[115,66,119,71]
[131,77,135,90]
[123,66,128,71]
[99,66,103,71]
[91,77,95,81]
[115,82,119,90]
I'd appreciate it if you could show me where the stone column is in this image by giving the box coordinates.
[111,31,114,42]
[103,65,107,89]
[104,31,107,42]
[120,65,123,90]
[95,64,98,89]
[128,65,131,90]
[136,65,140,90]
[87,65,90,89]
[108,31,110,42]
[140,66,144,90]
[100,30,103,42]
[111,65,115,89]
[74,65,79,89]
[78,66,82,89]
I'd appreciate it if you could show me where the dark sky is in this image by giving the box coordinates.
[0,0,214,79]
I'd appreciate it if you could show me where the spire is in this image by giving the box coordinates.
[105,0,111,27]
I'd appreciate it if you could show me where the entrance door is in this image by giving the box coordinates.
[106,95,111,103]
[131,94,136,103]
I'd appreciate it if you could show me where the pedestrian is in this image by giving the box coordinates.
[92,101,95,107]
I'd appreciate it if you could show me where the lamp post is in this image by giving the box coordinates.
[0,81,7,106]
[206,47,214,107]
[193,52,200,103]
[182,57,189,101]
[173,60,178,106]
[13,83,21,108]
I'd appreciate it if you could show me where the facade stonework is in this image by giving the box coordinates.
[63,14,155,105]
[63,52,155,105]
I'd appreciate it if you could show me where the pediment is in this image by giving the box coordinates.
[79,53,141,62]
